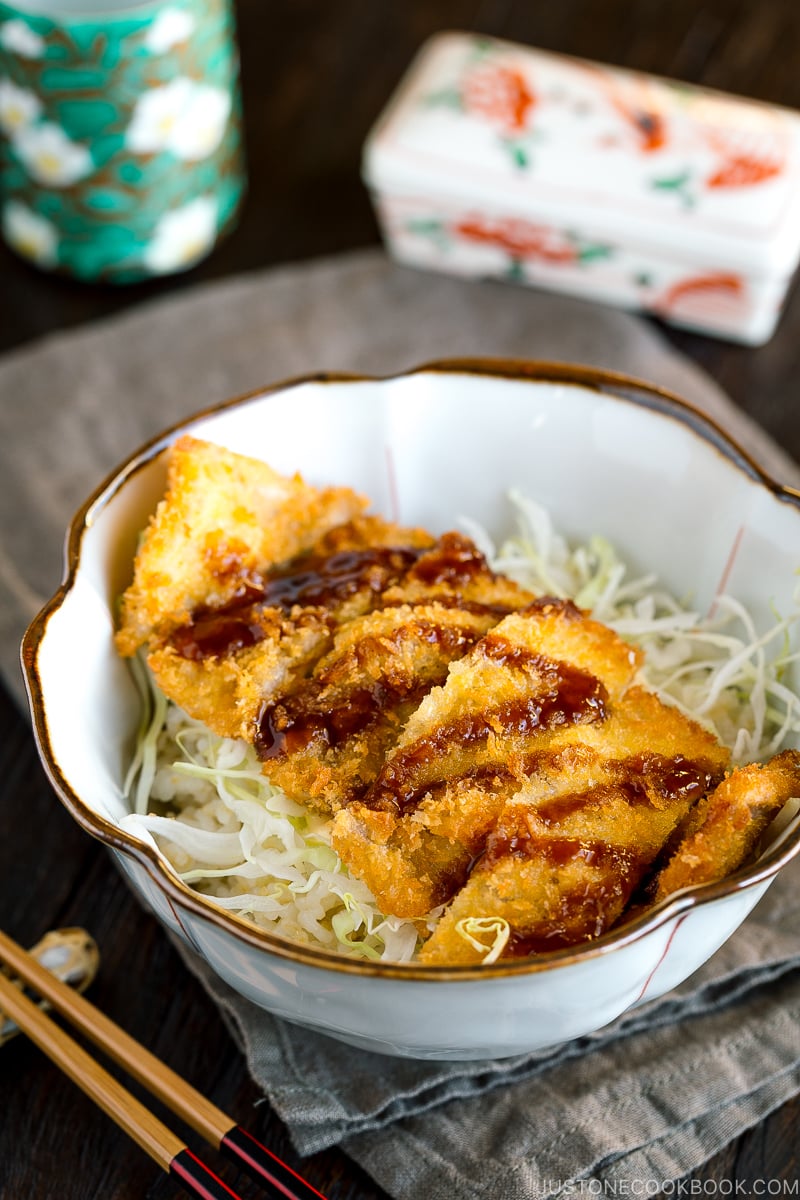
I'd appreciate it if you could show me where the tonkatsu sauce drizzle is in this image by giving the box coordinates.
[255,619,486,761]
[481,834,643,953]
[170,545,422,661]
[366,656,608,814]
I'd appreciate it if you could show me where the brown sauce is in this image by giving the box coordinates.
[255,618,486,762]
[532,754,720,825]
[484,832,637,872]
[261,546,421,610]
[257,682,430,760]
[482,834,642,956]
[383,595,522,619]
[534,790,607,826]
[611,753,721,805]
[477,635,531,669]
[171,545,422,661]
[505,926,582,956]
[169,607,271,661]
[365,658,608,813]
[522,596,584,621]
[478,635,557,669]
[506,891,631,956]
[410,533,491,586]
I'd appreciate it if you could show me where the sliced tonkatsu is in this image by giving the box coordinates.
[143,513,435,739]
[117,437,799,966]
[418,686,730,963]
[332,598,656,917]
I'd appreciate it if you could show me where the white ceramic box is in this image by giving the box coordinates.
[363,33,800,344]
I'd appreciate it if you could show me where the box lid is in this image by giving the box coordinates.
[364,33,800,276]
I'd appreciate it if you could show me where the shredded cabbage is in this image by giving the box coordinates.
[121,700,420,961]
[469,490,800,765]
[454,917,510,964]
[123,491,800,964]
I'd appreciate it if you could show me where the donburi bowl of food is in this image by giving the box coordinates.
[22,360,800,1060]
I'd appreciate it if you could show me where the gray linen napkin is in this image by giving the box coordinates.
[2,247,799,1198]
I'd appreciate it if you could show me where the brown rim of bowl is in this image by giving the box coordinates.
[21,358,800,982]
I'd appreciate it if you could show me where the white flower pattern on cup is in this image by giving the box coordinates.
[0,79,42,136]
[0,18,46,58]
[126,78,231,161]
[169,84,231,160]
[143,195,218,273]
[2,201,58,266]
[13,122,94,186]
[144,7,196,54]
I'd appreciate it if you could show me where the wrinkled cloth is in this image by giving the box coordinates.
[175,878,800,1165]
[2,247,798,1199]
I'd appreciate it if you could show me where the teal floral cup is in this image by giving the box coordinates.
[0,0,245,281]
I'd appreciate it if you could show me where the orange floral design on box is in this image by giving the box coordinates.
[653,272,748,323]
[589,69,668,153]
[461,63,535,133]
[707,157,783,188]
[450,214,613,275]
[701,127,786,190]
[455,215,575,261]
[421,48,539,169]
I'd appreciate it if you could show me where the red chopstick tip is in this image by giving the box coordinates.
[170,1147,244,1200]
[221,1125,329,1200]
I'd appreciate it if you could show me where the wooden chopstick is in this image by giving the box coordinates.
[0,928,327,1200]
[0,969,242,1200]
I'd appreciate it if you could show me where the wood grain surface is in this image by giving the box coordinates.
[0,1,798,1196]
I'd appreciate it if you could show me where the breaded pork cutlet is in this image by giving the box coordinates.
[115,436,437,738]
[419,686,729,964]
[116,435,368,656]
[332,598,662,917]
[257,534,536,812]
[650,749,800,902]
[258,603,501,813]
[144,513,436,740]
[380,531,535,618]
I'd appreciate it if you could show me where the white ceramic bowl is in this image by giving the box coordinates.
[23,360,800,1060]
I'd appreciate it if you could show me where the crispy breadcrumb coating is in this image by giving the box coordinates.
[652,750,800,901]
[116,435,367,655]
[119,437,799,964]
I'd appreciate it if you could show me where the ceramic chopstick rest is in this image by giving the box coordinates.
[0,927,99,1047]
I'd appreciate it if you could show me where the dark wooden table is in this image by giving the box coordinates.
[1,1,799,1196]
